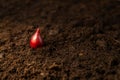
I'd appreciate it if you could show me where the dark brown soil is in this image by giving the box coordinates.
[0,0,120,80]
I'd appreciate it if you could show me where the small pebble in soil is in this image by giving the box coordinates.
[79,50,85,56]
[0,53,4,59]
[49,29,59,36]
[40,71,48,78]
[79,53,83,56]
[96,40,106,48]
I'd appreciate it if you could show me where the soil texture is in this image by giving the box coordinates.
[0,0,120,80]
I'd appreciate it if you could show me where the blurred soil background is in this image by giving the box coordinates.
[0,0,120,80]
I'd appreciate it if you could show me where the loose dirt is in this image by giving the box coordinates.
[0,0,120,80]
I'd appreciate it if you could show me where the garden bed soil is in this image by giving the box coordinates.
[0,0,120,80]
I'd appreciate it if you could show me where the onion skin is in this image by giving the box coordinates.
[30,28,43,48]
